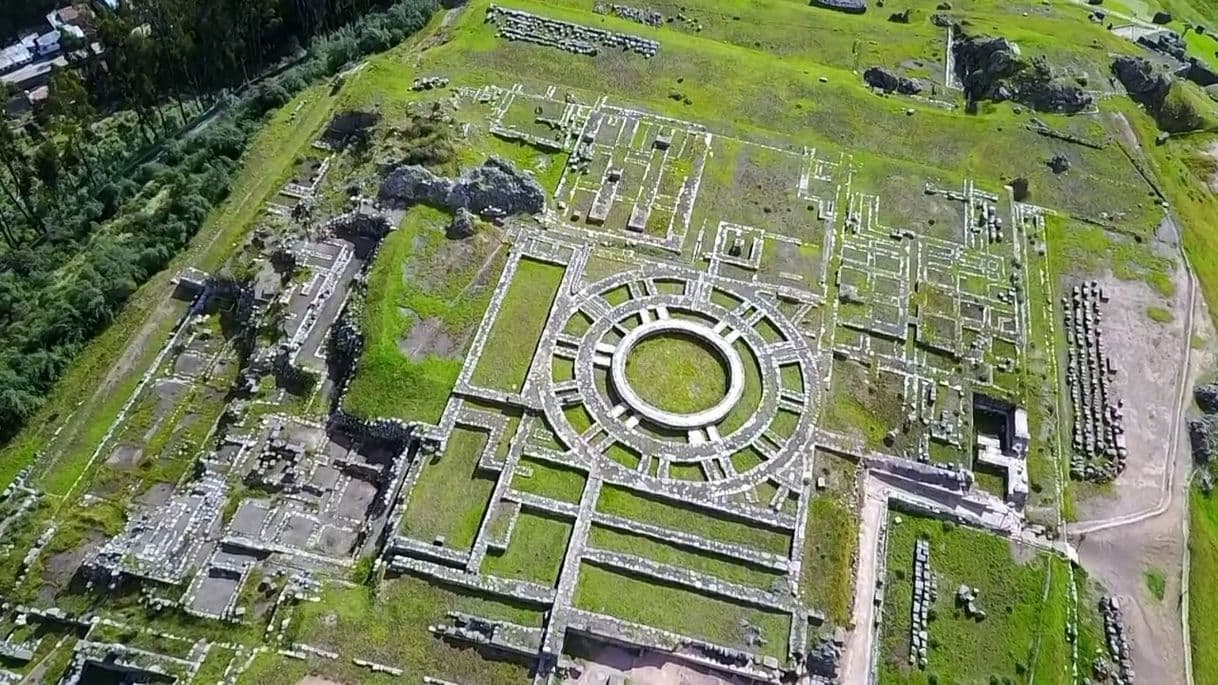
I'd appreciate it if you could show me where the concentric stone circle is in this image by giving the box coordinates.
[540,264,819,491]
[610,318,744,430]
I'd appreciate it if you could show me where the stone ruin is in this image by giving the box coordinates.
[379,156,547,217]
[1097,595,1133,685]
[1188,382,1218,465]
[1063,281,1127,482]
[486,5,659,58]
[954,584,986,620]
[317,110,380,151]
[411,76,450,91]
[593,2,663,27]
[908,538,934,669]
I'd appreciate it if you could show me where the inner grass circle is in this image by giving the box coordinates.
[622,332,729,415]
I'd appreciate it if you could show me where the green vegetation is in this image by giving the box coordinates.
[718,340,763,435]
[511,457,588,503]
[483,513,573,586]
[1147,305,1176,324]
[399,428,495,549]
[587,525,784,588]
[1190,488,1218,685]
[878,513,1069,684]
[345,207,507,424]
[1145,567,1167,601]
[470,258,566,393]
[282,576,537,684]
[597,484,791,556]
[574,564,790,659]
[802,496,859,627]
[624,333,729,414]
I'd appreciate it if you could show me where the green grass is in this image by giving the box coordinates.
[345,206,507,424]
[587,524,784,589]
[510,457,588,503]
[282,575,537,684]
[877,513,1069,684]
[596,484,791,556]
[574,563,790,660]
[482,512,572,586]
[399,428,496,549]
[1190,488,1218,685]
[801,495,859,627]
[624,332,729,414]
[1145,567,1167,601]
[469,258,566,393]
[1147,305,1175,324]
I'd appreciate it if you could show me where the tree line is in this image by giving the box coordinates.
[0,0,438,440]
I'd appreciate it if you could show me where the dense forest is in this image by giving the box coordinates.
[0,0,439,440]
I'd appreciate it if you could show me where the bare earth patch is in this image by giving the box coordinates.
[566,644,751,685]
[1075,265,1189,522]
[398,315,459,360]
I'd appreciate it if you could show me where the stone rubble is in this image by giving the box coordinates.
[1063,280,1127,482]
[908,538,934,669]
[486,5,660,58]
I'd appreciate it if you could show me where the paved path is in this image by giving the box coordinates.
[840,470,886,685]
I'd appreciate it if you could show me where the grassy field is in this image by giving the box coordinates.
[511,457,588,503]
[624,333,729,414]
[469,258,566,393]
[399,427,496,549]
[573,563,791,659]
[587,524,784,588]
[276,575,539,684]
[596,483,792,556]
[482,512,573,586]
[1189,488,1218,685]
[877,512,1070,684]
[344,206,508,424]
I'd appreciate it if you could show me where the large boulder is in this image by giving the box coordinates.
[864,66,923,94]
[1153,10,1172,24]
[1190,416,1218,464]
[1196,383,1218,413]
[446,207,477,239]
[379,157,546,217]
[1112,55,1172,102]
[811,0,867,14]
[954,36,1093,113]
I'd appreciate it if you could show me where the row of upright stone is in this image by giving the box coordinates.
[1063,280,1127,482]
[486,5,659,58]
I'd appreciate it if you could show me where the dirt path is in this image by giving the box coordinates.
[1069,237,1209,685]
[840,470,886,685]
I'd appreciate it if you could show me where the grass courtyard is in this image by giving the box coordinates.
[877,512,1071,684]
[623,332,730,414]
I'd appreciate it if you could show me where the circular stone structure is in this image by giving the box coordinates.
[610,319,744,430]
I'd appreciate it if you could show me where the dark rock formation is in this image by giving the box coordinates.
[1196,383,1218,413]
[1153,10,1172,24]
[1138,30,1187,60]
[888,8,911,22]
[864,66,923,94]
[811,0,867,14]
[379,157,546,217]
[1190,416,1217,464]
[936,1,951,8]
[1048,153,1070,173]
[1011,177,1029,201]
[954,36,1093,113]
[1112,55,1172,102]
[446,207,477,239]
[930,12,953,26]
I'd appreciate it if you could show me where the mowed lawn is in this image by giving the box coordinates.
[470,258,566,393]
[399,427,496,550]
[878,512,1069,684]
[1190,488,1218,685]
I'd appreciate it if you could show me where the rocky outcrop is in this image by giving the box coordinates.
[1112,55,1172,102]
[1190,416,1217,464]
[954,36,1093,113]
[888,8,911,22]
[811,0,867,14]
[379,157,546,217]
[446,207,477,239]
[1197,383,1218,413]
[864,66,922,94]
[1153,10,1172,24]
[1048,153,1070,173]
